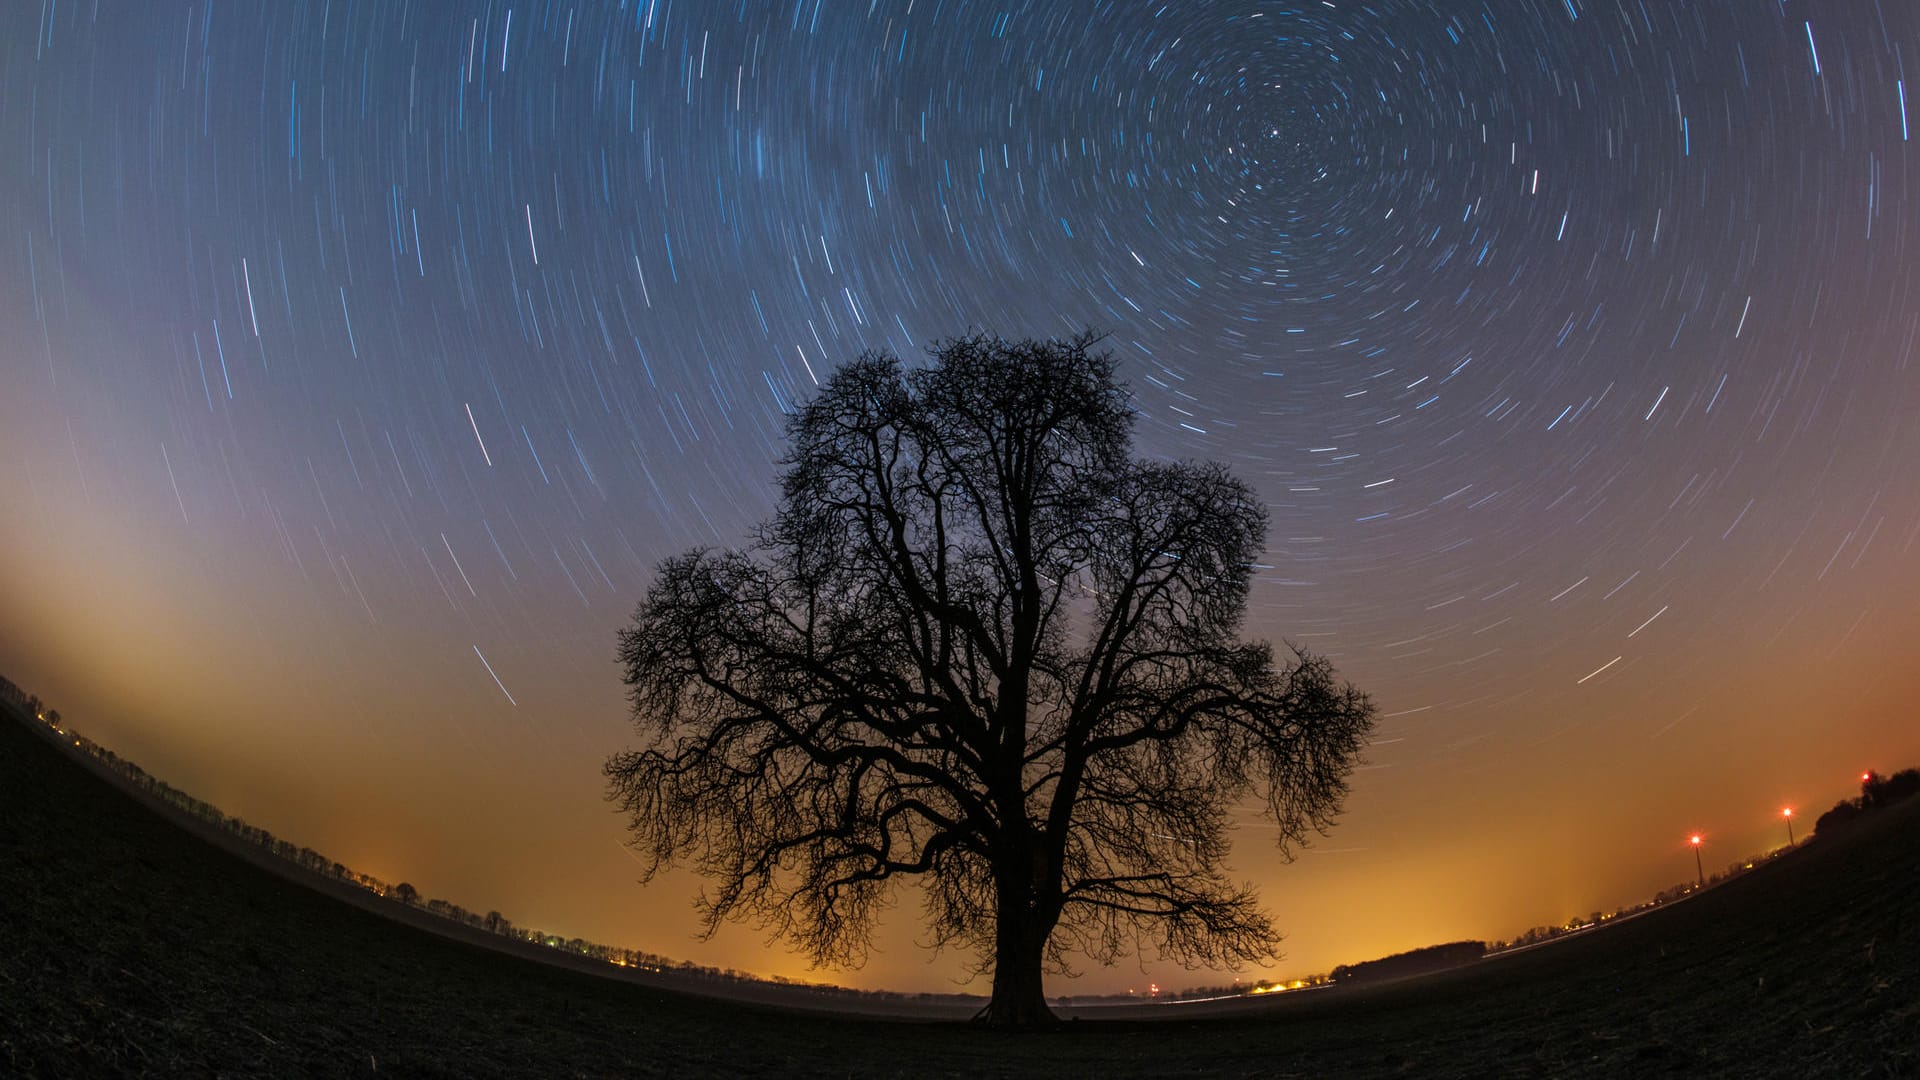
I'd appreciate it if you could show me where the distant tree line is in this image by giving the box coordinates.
[1,674,58,729]
[1492,842,1816,955]
[1330,941,1485,985]
[1495,910,1623,951]
[1815,768,1920,835]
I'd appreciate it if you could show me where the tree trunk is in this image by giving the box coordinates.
[976,900,1055,1028]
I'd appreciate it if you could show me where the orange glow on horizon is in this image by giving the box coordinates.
[3,439,1917,998]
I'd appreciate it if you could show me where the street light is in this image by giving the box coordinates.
[1782,807,1795,847]
[1689,834,1705,889]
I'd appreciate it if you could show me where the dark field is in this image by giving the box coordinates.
[2,709,1915,1078]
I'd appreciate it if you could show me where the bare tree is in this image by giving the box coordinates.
[607,332,1375,1027]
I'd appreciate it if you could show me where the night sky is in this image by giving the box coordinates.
[3,0,1918,995]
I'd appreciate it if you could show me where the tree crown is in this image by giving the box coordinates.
[608,332,1373,994]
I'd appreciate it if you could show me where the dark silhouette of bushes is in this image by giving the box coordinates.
[1330,941,1486,985]
[1815,768,1920,836]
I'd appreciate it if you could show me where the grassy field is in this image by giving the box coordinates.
[2,708,1915,1078]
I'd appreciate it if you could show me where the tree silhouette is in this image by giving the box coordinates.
[606,332,1375,1027]
[1817,766,1920,835]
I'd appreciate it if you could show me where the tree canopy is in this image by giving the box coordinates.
[607,332,1375,1026]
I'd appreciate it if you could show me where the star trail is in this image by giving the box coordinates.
[3,1,1918,992]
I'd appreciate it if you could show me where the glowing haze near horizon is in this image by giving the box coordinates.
[3,0,1918,994]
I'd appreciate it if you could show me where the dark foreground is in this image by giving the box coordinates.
[2,710,1914,1078]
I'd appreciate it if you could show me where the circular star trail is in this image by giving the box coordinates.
[3,1,1917,990]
